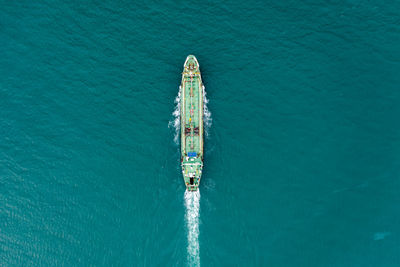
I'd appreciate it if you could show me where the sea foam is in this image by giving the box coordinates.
[184,190,201,266]
[168,86,181,144]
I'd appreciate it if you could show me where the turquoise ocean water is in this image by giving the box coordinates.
[1,1,400,266]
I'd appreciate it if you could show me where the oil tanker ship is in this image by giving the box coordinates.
[180,55,204,191]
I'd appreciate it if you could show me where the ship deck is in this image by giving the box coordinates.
[180,55,204,191]
[182,75,202,154]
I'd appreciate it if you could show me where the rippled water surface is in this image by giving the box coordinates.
[1,1,400,266]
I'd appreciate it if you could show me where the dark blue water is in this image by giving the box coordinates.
[1,1,400,266]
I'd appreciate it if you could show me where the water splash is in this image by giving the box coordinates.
[202,85,212,138]
[184,190,201,266]
[168,86,181,144]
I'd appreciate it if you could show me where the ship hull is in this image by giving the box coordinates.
[180,55,204,191]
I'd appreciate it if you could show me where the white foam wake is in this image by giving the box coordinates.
[168,86,181,144]
[184,190,201,266]
[202,85,212,138]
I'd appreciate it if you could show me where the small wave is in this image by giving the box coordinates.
[373,231,391,241]
[168,86,181,144]
[184,190,201,266]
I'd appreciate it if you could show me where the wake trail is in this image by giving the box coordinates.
[202,85,212,138]
[168,86,181,144]
[184,190,201,266]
